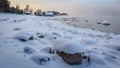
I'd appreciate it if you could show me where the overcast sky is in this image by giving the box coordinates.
[9,0,120,16]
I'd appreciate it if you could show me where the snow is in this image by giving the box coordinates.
[52,40,85,54]
[102,20,109,24]
[43,11,54,16]
[102,20,110,25]
[0,13,120,68]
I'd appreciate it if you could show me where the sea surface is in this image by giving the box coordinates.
[76,15,120,34]
[55,15,120,34]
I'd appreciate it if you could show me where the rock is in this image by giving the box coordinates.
[85,19,88,22]
[39,35,44,38]
[102,20,111,26]
[96,22,101,24]
[29,35,34,40]
[19,35,33,42]
[36,33,45,38]
[52,40,84,65]
[31,55,50,65]
[41,47,52,53]
[57,51,82,65]
[19,39,27,42]
[118,49,120,51]
[3,19,7,21]
[103,23,110,26]
[13,28,22,31]
[15,32,34,42]
[24,46,36,54]
[83,55,88,59]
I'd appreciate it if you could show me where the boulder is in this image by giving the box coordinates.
[52,40,84,65]
[57,51,82,65]
[102,20,111,26]
[24,46,36,54]
[31,55,50,65]
[14,32,34,42]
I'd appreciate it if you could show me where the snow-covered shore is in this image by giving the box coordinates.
[0,13,120,68]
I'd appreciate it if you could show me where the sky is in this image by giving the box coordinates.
[9,0,120,16]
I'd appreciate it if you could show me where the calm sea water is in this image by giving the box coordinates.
[75,15,120,34]
[58,15,120,34]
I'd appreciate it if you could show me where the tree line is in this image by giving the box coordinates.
[0,0,32,14]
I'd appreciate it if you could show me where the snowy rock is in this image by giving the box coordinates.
[52,32,62,37]
[96,22,101,24]
[24,46,36,54]
[31,55,50,65]
[15,32,34,42]
[36,32,56,40]
[84,19,88,22]
[43,11,54,16]
[102,20,110,26]
[41,47,52,53]
[52,40,85,64]
[36,33,46,38]
[45,33,57,40]
[79,38,97,45]
[13,28,22,31]
[53,40,85,54]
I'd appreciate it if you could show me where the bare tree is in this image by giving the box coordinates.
[24,4,29,12]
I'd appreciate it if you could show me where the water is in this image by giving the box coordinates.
[55,15,120,34]
[75,15,120,34]
[78,16,120,34]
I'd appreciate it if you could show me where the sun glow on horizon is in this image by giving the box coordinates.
[9,0,120,16]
